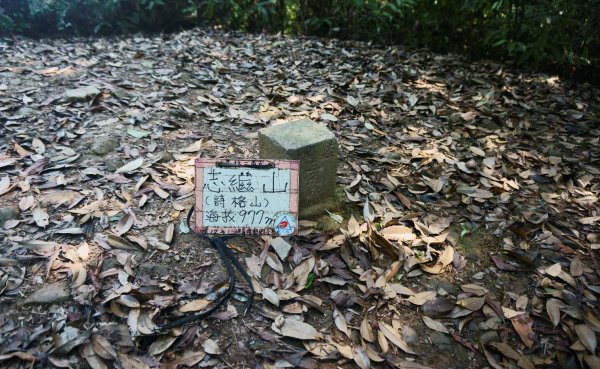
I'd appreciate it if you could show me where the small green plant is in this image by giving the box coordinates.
[459,223,470,239]
[304,272,314,289]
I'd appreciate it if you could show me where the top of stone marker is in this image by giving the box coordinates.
[258,119,335,151]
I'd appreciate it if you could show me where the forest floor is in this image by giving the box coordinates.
[1,28,600,369]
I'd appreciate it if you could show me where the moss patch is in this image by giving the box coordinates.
[453,224,496,259]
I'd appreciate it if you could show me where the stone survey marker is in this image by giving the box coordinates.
[259,119,338,217]
[195,159,299,235]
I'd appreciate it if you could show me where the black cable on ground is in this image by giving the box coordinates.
[155,206,254,331]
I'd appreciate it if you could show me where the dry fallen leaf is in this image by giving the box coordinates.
[420,246,454,274]
[115,156,144,174]
[115,212,134,236]
[570,256,583,277]
[18,195,34,211]
[377,330,389,354]
[91,334,116,360]
[271,316,323,340]
[31,138,45,154]
[407,291,437,306]
[136,312,158,335]
[422,316,449,334]
[71,263,87,288]
[165,222,174,244]
[461,112,477,121]
[163,350,205,369]
[352,345,371,369]
[262,288,280,307]
[179,299,210,313]
[584,355,600,369]
[579,216,600,225]
[202,338,222,355]
[83,343,107,369]
[460,284,488,297]
[381,225,416,242]
[304,341,338,357]
[148,335,177,356]
[107,234,144,251]
[334,308,350,337]
[511,314,536,348]
[575,324,597,353]
[546,298,562,327]
[378,322,415,354]
[265,252,283,273]
[153,186,169,199]
[456,297,485,311]
[489,342,519,361]
[245,255,262,278]
[180,139,203,153]
[360,317,374,342]
[270,237,292,260]
[0,176,10,196]
[32,207,49,227]
[502,307,525,319]
[545,263,562,277]
[363,197,375,222]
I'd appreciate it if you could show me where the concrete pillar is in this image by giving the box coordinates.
[258,119,339,218]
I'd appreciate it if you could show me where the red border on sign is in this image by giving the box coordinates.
[195,158,300,236]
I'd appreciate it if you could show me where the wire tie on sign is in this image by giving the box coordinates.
[216,160,275,169]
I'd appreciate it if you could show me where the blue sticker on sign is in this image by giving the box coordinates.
[274,212,296,236]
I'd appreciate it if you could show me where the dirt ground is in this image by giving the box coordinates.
[0,28,599,369]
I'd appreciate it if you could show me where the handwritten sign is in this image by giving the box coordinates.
[195,159,299,235]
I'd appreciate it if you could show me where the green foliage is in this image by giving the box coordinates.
[290,0,598,78]
[0,0,197,36]
[0,0,598,80]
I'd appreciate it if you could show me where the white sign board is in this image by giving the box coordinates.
[195,159,299,236]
